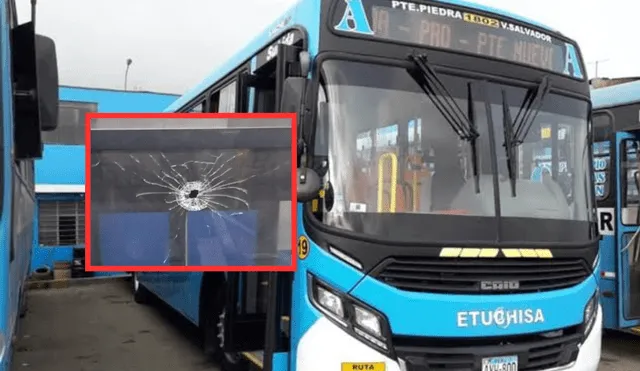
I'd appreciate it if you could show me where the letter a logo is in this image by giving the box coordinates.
[563,43,584,79]
[334,0,374,35]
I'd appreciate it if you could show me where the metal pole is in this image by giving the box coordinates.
[124,58,133,91]
[31,0,37,27]
[589,59,609,78]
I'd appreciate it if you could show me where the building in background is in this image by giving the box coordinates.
[32,86,179,277]
[590,77,640,89]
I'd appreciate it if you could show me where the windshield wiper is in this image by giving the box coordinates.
[407,53,480,193]
[512,76,551,144]
[502,89,517,197]
[502,76,552,196]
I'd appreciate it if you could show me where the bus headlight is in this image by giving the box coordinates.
[316,284,346,322]
[308,274,393,355]
[354,305,382,338]
[583,290,599,336]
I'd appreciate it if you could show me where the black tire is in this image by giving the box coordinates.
[202,287,247,371]
[32,266,52,281]
[132,273,150,304]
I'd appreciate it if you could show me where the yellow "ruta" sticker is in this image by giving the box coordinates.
[341,362,385,371]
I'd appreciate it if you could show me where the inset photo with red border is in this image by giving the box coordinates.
[85,113,296,272]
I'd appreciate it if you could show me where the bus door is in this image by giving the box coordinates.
[261,272,293,371]
[615,132,640,329]
[222,41,303,369]
[223,272,269,352]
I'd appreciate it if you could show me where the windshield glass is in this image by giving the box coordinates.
[312,59,592,244]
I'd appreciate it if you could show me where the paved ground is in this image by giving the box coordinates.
[9,279,640,371]
[600,330,640,371]
[11,279,218,371]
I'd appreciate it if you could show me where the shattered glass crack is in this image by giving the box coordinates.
[93,151,279,213]
[91,146,288,267]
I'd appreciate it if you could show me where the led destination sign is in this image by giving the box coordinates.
[331,0,584,79]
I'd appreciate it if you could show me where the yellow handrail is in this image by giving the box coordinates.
[377,152,398,212]
[412,171,418,212]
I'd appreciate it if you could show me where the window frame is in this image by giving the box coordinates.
[37,199,86,247]
[592,111,614,203]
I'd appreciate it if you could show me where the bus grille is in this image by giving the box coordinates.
[371,258,590,294]
[394,326,582,371]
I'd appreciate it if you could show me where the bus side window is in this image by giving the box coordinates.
[219,81,237,112]
[42,101,97,145]
[254,83,276,113]
[208,81,237,113]
[186,100,205,113]
[620,139,640,226]
[592,113,612,202]
[11,161,34,263]
[251,67,277,113]
[593,114,613,143]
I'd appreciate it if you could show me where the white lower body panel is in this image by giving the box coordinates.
[560,305,602,371]
[296,306,602,371]
[297,316,401,371]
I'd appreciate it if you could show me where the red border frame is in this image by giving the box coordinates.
[84,112,297,272]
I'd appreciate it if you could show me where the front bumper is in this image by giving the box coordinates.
[295,305,602,371]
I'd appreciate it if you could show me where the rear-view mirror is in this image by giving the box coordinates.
[35,34,59,132]
[11,21,59,159]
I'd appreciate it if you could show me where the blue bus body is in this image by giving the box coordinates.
[591,80,640,335]
[0,4,29,367]
[30,86,178,278]
[0,0,61,369]
[135,0,601,370]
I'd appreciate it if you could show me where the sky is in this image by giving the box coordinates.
[17,0,636,95]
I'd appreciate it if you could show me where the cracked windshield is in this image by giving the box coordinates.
[89,118,292,267]
[315,60,592,242]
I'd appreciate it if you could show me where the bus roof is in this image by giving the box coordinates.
[166,0,561,113]
[61,85,180,97]
[591,80,640,110]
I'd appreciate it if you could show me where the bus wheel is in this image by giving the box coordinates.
[132,273,149,304]
[203,290,247,371]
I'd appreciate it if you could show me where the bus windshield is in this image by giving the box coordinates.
[314,59,592,244]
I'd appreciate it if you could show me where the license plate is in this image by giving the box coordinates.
[481,355,518,371]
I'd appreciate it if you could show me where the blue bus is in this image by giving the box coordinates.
[31,86,178,279]
[591,80,640,335]
[133,0,601,370]
[0,0,59,369]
